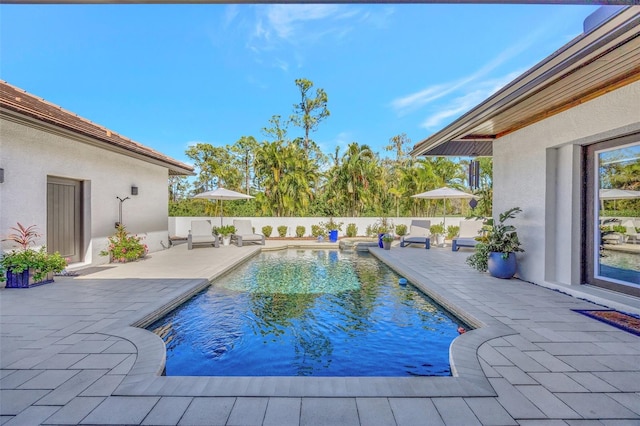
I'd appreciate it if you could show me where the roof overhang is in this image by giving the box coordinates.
[411,6,640,157]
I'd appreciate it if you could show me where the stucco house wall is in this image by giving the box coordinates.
[493,79,640,289]
[0,117,174,266]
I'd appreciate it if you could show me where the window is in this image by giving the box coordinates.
[585,135,640,295]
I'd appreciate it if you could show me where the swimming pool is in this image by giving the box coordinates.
[149,249,465,377]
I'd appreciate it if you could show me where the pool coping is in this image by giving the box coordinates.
[108,245,512,398]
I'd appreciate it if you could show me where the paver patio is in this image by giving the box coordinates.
[1,241,639,425]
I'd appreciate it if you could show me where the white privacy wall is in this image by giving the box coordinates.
[492,80,640,288]
[0,118,171,265]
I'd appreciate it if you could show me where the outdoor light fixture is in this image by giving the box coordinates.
[0,168,4,183]
[131,185,138,196]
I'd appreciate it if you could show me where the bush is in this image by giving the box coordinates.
[296,226,305,238]
[100,224,148,263]
[365,224,374,237]
[395,224,407,237]
[311,224,326,238]
[277,225,288,237]
[346,223,357,237]
[262,226,273,238]
[446,225,459,239]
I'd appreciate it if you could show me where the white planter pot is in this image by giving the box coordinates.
[222,236,231,246]
[436,235,445,246]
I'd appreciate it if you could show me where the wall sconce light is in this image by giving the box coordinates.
[0,168,4,183]
[131,185,138,196]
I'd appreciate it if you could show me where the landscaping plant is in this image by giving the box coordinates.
[346,223,357,237]
[296,226,305,238]
[100,224,148,263]
[395,224,407,237]
[277,225,288,237]
[261,226,273,238]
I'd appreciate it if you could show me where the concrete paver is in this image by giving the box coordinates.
[0,241,639,424]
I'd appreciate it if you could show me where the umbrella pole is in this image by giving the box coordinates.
[220,200,224,227]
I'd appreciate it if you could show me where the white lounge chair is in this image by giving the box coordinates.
[400,220,431,249]
[187,220,219,250]
[622,220,639,244]
[452,219,484,251]
[232,219,265,247]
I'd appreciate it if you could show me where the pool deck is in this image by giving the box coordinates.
[1,241,640,425]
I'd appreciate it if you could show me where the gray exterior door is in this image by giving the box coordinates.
[47,177,82,263]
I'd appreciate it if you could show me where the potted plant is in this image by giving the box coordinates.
[466,207,524,279]
[322,218,343,243]
[374,217,394,248]
[381,233,394,250]
[429,222,445,247]
[215,225,236,246]
[1,223,67,288]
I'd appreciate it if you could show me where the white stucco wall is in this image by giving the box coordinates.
[0,118,171,265]
[493,80,640,288]
[169,216,468,239]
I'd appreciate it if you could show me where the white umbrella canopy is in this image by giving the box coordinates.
[194,187,254,226]
[411,186,477,227]
[599,188,640,200]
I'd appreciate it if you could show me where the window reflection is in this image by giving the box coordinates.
[596,143,640,286]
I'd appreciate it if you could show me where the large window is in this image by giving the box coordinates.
[585,135,640,295]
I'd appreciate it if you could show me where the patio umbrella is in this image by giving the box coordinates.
[194,187,254,226]
[411,186,476,227]
[599,188,640,211]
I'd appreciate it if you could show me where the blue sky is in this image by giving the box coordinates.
[0,4,598,165]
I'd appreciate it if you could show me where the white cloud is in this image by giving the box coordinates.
[391,26,542,117]
[420,69,524,129]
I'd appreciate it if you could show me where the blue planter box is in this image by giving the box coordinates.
[5,269,54,288]
[329,230,338,243]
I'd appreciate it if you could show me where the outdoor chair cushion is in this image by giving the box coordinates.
[400,220,431,249]
[188,220,219,249]
[452,219,484,251]
[233,220,265,246]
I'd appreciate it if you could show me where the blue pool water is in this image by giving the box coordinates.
[149,249,465,377]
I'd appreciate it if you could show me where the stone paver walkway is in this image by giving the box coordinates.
[1,241,639,425]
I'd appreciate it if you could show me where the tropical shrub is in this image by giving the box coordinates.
[277,226,288,237]
[214,225,236,236]
[395,224,407,237]
[446,225,460,240]
[311,224,326,238]
[262,226,273,238]
[320,218,343,231]
[365,224,374,237]
[295,226,305,238]
[346,223,357,237]
[429,223,445,236]
[1,223,67,282]
[100,225,148,263]
[466,207,524,272]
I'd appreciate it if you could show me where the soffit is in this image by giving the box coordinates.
[411,7,640,157]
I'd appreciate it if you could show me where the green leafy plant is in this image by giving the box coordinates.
[277,225,288,237]
[295,226,305,238]
[262,226,273,238]
[429,222,445,236]
[372,217,394,234]
[214,225,236,237]
[446,225,460,240]
[99,224,148,263]
[466,207,525,272]
[346,223,357,237]
[365,224,374,237]
[1,223,67,283]
[321,218,343,232]
[311,224,326,238]
[382,233,394,243]
[395,224,407,237]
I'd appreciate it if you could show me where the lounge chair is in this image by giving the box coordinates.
[400,220,431,249]
[622,220,639,244]
[232,219,265,247]
[452,219,484,251]
[187,220,219,250]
